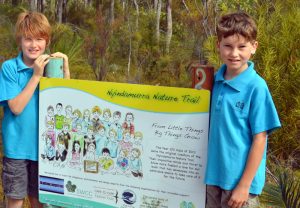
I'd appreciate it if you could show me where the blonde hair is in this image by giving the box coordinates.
[15,11,51,47]
[134,131,143,139]
[103,108,111,117]
[73,109,82,118]
[92,106,102,114]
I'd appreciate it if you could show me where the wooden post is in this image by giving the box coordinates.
[189,61,214,92]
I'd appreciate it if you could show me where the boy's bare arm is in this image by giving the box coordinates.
[8,55,49,115]
[228,131,267,208]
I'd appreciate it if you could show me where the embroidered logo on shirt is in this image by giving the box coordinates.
[235,101,245,110]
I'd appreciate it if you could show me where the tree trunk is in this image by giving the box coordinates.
[12,0,18,6]
[62,0,67,23]
[182,0,190,13]
[37,0,44,12]
[109,0,114,24]
[133,0,139,30]
[153,0,158,11]
[126,4,132,79]
[122,0,125,11]
[155,0,161,44]
[30,0,37,11]
[56,0,63,23]
[166,0,172,54]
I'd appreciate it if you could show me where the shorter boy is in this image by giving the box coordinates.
[205,12,281,208]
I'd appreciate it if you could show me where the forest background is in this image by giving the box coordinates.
[0,0,299,207]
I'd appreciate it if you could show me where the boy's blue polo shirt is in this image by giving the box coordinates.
[0,52,39,161]
[205,62,281,194]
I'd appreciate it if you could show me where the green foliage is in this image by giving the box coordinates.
[0,14,17,64]
[50,23,95,80]
[254,0,300,164]
[260,165,300,208]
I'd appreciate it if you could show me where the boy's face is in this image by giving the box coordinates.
[126,114,133,123]
[56,105,62,113]
[103,112,110,120]
[99,128,105,135]
[76,125,82,133]
[47,108,54,116]
[66,107,72,115]
[109,131,116,140]
[21,36,47,65]
[113,114,120,122]
[218,34,257,76]
[47,124,54,130]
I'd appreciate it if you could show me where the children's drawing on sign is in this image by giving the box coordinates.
[40,103,144,177]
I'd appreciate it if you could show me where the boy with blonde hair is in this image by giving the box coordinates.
[205,12,281,208]
[0,11,70,207]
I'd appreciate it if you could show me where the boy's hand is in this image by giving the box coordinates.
[32,54,50,78]
[51,52,70,79]
[228,184,249,208]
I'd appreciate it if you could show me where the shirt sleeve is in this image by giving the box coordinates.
[249,80,281,135]
[0,61,21,106]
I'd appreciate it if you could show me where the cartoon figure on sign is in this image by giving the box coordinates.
[132,131,143,153]
[116,149,129,175]
[129,148,143,178]
[45,105,55,126]
[72,109,82,132]
[91,106,102,132]
[64,105,73,127]
[83,126,96,156]
[122,112,135,136]
[42,120,56,148]
[68,140,82,170]
[58,123,72,150]
[101,108,111,133]
[54,103,64,130]
[41,134,55,161]
[111,111,123,140]
[84,142,97,161]
[55,137,68,164]
[95,126,108,157]
[119,130,133,153]
[99,148,114,173]
[81,109,91,134]
[105,128,119,158]
[71,123,84,151]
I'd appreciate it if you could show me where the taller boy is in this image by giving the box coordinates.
[205,12,281,208]
[0,11,70,207]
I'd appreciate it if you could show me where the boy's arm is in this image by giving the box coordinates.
[228,131,267,208]
[8,54,49,115]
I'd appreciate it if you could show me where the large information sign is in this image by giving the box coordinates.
[39,78,210,208]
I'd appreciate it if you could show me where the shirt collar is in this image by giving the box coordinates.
[215,61,256,91]
[16,52,31,72]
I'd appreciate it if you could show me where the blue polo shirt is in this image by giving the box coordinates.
[205,61,281,194]
[0,52,39,161]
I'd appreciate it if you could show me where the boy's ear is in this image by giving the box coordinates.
[251,41,258,54]
[216,41,220,50]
